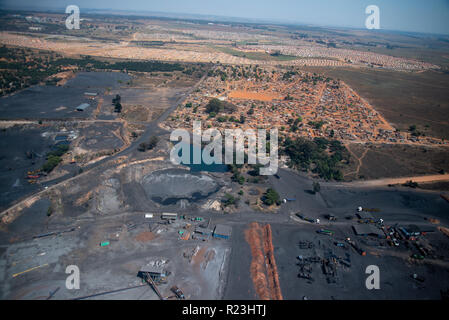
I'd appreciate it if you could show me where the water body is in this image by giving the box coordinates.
[176,143,229,173]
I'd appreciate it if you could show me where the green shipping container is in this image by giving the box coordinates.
[100,241,110,247]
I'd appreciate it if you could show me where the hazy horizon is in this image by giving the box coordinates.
[1,0,449,35]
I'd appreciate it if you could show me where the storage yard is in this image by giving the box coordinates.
[1,151,449,299]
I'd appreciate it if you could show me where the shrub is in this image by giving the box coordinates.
[222,193,236,207]
[262,188,281,206]
[42,155,62,172]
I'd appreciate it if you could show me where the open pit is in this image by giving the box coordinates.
[141,168,221,205]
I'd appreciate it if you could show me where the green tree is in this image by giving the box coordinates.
[222,193,236,207]
[42,155,62,172]
[262,188,281,206]
[205,98,222,114]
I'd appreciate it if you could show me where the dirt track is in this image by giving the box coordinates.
[344,174,449,187]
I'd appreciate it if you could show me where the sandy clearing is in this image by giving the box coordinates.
[228,90,281,101]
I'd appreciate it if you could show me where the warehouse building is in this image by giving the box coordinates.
[352,224,385,238]
[399,225,435,239]
[76,103,90,111]
[195,226,212,236]
[213,224,232,239]
[356,211,374,221]
[161,212,177,220]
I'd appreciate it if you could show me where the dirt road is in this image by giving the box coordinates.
[342,174,449,187]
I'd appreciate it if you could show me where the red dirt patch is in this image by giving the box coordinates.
[244,222,283,300]
[228,90,281,101]
[135,231,156,242]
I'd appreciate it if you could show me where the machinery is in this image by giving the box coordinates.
[345,237,366,256]
[171,286,185,300]
[141,272,165,300]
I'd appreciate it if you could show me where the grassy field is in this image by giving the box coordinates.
[343,143,449,181]
[302,67,449,140]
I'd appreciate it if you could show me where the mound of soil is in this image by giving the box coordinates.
[244,222,283,300]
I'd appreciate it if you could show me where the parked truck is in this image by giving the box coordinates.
[316,229,334,236]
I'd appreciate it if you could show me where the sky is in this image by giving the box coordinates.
[1,0,449,35]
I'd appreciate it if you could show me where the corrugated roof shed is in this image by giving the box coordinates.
[214,224,232,237]
[76,103,90,111]
[356,211,374,220]
[352,224,384,238]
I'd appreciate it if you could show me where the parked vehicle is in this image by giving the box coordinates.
[316,229,334,236]
[171,286,185,299]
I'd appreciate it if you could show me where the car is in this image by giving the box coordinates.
[393,238,400,247]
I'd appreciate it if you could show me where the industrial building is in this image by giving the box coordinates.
[195,226,212,236]
[356,211,374,221]
[213,224,232,239]
[352,224,385,238]
[399,225,435,239]
[161,212,177,220]
[76,103,90,111]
